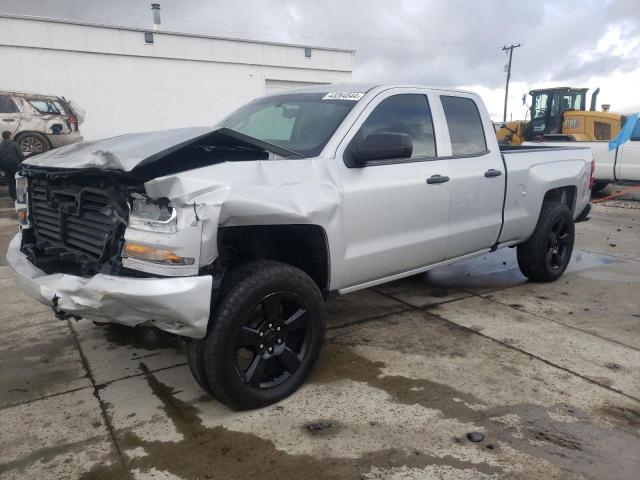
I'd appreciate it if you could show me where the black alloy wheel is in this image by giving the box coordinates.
[187,260,325,410]
[546,217,572,271]
[235,291,312,389]
[517,201,575,282]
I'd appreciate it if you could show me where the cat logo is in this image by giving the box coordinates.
[564,118,580,129]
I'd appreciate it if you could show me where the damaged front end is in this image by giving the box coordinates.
[9,112,342,337]
[18,166,141,277]
[10,165,214,337]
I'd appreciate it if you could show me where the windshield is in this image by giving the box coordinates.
[218,92,360,157]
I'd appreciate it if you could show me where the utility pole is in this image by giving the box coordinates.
[502,43,521,123]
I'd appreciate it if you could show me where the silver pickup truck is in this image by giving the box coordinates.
[7,84,593,409]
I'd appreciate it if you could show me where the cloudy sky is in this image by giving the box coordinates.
[1,0,639,119]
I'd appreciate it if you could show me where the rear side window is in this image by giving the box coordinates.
[28,100,61,115]
[441,96,487,156]
[0,95,18,114]
[357,94,436,158]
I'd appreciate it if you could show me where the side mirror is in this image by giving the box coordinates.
[350,132,413,165]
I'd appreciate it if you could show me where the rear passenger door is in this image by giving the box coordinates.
[440,94,506,259]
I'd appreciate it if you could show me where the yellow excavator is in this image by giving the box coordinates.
[496,87,624,145]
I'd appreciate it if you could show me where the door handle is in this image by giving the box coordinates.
[426,174,450,184]
[484,169,502,178]
[2,119,15,122]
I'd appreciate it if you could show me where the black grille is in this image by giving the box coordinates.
[30,178,123,262]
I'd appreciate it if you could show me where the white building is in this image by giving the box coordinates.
[0,14,354,140]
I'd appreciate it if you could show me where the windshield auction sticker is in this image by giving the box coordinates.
[322,92,365,101]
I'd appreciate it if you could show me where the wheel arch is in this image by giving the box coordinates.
[215,224,331,296]
[543,185,577,214]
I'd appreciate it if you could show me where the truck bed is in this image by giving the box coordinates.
[522,140,640,183]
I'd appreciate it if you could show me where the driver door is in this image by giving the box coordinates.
[338,90,452,288]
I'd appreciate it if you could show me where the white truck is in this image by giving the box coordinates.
[7,84,593,409]
[525,119,640,192]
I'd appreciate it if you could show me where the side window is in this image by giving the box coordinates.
[357,94,436,158]
[28,100,61,115]
[0,95,19,114]
[550,92,561,116]
[441,96,488,156]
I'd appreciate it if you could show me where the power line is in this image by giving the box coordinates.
[502,43,521,123]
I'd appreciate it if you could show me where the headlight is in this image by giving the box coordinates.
[129,194,178,234]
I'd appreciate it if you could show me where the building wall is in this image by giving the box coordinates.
[0,16,354,140]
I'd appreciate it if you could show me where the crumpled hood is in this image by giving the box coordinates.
[23,127,214,172]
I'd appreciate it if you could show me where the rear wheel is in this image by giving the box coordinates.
[15,132,50,154]
[517,201,574,282]
[189,260,325,410]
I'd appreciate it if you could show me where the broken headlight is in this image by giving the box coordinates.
[15,176,30,229]
[128,194,178,234]
[15,176,28,205]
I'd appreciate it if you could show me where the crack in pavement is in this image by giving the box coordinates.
[371,288,640,407]
[66,319,133,480]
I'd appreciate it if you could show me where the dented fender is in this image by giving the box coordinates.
[144,158,343,273]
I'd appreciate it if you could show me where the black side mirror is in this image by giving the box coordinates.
[350,132,413,165]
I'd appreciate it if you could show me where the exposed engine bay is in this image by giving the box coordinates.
[20,167,141,276]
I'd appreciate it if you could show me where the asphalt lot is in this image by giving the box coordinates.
[1,186,639,480]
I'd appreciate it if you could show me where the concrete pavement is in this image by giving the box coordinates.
[0,200,639,479]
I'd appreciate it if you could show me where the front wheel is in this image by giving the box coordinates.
[188,260,326,410]
[517,201,575,282]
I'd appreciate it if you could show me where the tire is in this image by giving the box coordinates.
[591,181,609,194]
[15,132,50,154]
[189,260,326,410]
[517,201,575,282]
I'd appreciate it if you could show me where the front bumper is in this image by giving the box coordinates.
[6,233,213,338]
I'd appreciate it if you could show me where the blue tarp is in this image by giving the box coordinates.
[609,113,639,151]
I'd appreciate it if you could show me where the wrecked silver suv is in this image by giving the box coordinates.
[7,84,591,409]
[0,91,84,153]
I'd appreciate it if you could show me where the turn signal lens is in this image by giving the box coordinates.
[17,208,30,229]
[123,242,195,266]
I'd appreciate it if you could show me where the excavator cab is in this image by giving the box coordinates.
[526,87,588,140]
[496,86,622,145]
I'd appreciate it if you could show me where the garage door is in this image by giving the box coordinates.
[265,80,327,94]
